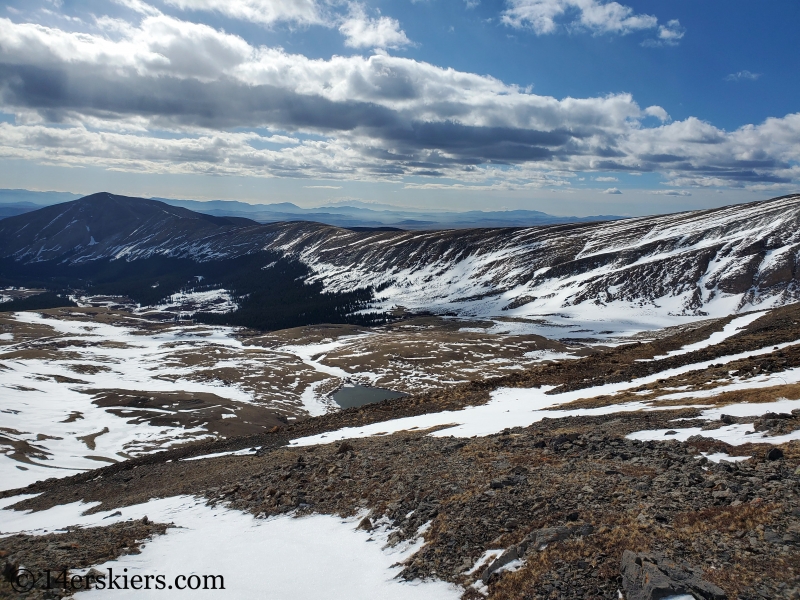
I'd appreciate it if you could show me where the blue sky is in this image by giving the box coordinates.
[0,0,797,215]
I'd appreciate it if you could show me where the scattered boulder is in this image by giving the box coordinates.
[356,516,373,531]
[766,447,784,461]
[620,550,726,600]
[482,524,594,582]
[2,559,18,583]
[481,546,520,582]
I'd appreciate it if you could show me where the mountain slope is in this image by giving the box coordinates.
[0,192,260,264]
[1,192,800,335]
[265,194,800,331]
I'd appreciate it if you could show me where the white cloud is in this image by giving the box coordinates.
[304,185,343,188]
[339,6,411,49]
[642,19,685,47]
[264,135,300,144]
[650,190,691,196]
[0,14,796,191]
[502,0,658,35]
[602,187,622,194]
[725,70,761,82]
[159,0,413,50]
[112,0,161,16]
[594,176,617,182]
[0,15,253,80]
[644,105,669,121]
[162,0,325,27]
[657,19,684,43]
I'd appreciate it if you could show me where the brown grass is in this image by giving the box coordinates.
[552,375,800,413]
[655,382,800,408]
[489,516,651,600]
[704,553,800,599]
[673,502,779,533]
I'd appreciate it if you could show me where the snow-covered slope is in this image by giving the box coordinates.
[271,193,800,331]
[0,192,260,263]
[2,192,800,333]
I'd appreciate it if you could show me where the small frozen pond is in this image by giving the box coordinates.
[333,384,406,409]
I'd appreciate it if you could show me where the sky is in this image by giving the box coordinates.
[0,0,797,216]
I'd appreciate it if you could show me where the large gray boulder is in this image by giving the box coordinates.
[620,551,726,600]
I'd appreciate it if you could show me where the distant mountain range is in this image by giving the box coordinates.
[2,191,799,337]
[154,197,622,229]
[0,189,83,219]
[0,189,620,229]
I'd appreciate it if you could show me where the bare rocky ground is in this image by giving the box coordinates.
[1,520,168,599]
[3,304,800,599]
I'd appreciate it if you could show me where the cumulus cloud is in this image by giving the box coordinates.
[644,106,670,121]
[503,0,685,47]
[339,5,411,49]
[502,0,658,35]
[641,19,685,47]
[656,19,684,44]
[725,70,761,82]
[163,0,326,27]
[0,14,796,190]
[602,187,622,194]
[160,0,414,50]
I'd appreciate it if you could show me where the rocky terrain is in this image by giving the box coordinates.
[2,405,798,599]
[0,304,590,488]
[1,301,800,599]
[2,193,800,599]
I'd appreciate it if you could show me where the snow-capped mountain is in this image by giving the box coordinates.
[0,193,260,264]
[2,192,799,333]
[280,193,800,327]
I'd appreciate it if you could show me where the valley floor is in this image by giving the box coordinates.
[1,302,800,599]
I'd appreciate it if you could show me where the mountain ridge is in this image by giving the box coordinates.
[1,192,800,336]
[0,188,623,229]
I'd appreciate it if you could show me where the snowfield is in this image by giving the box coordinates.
[290,338,800,449]
[4,303,800,493]
[135,289,238,316]
[265,195,800,338]
[3,195,800,599]
[0,309,579,491]
[0,495,461,600]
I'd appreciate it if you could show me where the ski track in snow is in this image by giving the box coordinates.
[0,495,460,600]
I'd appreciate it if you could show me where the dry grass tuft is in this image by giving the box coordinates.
[674,502,778,533]
[489,517,650,600]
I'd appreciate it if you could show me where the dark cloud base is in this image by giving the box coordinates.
[0,62,793,185]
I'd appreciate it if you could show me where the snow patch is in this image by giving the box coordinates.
[0,496,460,600]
